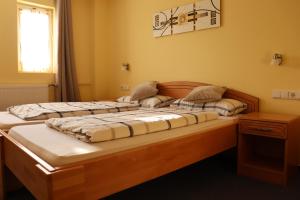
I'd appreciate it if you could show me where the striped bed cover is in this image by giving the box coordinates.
[45,108,219,143]
[8,102,139,121]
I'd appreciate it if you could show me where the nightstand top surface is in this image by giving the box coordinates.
[240,112,299,123]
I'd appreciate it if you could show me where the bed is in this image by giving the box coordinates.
[0,101,139,132]
[0,81,259,200]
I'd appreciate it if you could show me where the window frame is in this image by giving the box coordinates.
[17,1,55,74]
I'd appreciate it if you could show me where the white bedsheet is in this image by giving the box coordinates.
[9,117,238,167]
[0,112,42,131]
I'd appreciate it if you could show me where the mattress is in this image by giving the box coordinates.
[9,117,238,167]
[0,112,42,131]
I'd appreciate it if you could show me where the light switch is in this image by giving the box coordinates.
[288,91,297,99]
[273,89,300,100]
[272,90,281,99]
[281,91,289,99]
[295,91,300,100]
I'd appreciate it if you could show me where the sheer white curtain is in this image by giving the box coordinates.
[19,8,52,72]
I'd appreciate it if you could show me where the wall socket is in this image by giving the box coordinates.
[120,85,130,91]
[272,90,300,100]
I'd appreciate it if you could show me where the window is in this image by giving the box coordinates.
[17,3,54,73]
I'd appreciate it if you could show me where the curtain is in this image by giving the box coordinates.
[56,0,80,102]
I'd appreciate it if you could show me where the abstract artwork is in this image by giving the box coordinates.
[172,3,195,35]
[152,9,172,37]
[195,0,220,30]
[153,0,221,38]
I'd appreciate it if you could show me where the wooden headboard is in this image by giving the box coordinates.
[157,81,259,114]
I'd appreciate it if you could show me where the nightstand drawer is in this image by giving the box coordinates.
[239,120,287,139]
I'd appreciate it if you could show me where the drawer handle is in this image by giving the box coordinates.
[250,127,273,132]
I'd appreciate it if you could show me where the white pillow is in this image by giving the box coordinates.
[140,95,175,108]
[117,96,139,104]
[170,99,203,110]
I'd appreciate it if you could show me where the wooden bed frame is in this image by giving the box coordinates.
[0,81,259,200]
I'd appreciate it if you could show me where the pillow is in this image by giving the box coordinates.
[170,99,203,110]
[130,81,159,101]
[171,98,247,116]
[183,85,226,103]
[140,95,175,108]
[117,96,139,104]
[202,99,247,116]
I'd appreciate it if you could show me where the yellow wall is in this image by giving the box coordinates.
[71,0,110,100]
[71,0,95,101]
[93,0,109,100]
[105,0,300,115]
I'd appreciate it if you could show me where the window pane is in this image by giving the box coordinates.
[19,8,52,73]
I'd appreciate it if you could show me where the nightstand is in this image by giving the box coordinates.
[238,113,300,185]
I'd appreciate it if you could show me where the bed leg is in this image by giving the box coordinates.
[0,135,6,200]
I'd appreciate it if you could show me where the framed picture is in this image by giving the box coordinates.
[153,0,221,38]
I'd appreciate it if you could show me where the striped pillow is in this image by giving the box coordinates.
[140,95,175,108]
[171,98,247,116]
[170,99,203,110]
[117,96,139,104]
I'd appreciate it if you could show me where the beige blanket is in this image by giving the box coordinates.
[8,102,139,121]
[46,108,219,143]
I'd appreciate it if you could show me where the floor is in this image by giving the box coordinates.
[7,150,300,200]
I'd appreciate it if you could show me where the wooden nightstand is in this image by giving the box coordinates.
[238,113,300,185]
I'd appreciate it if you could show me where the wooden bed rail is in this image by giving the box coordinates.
[50,166,86,200]
[0,130,87,200]
[0,123,237,200]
